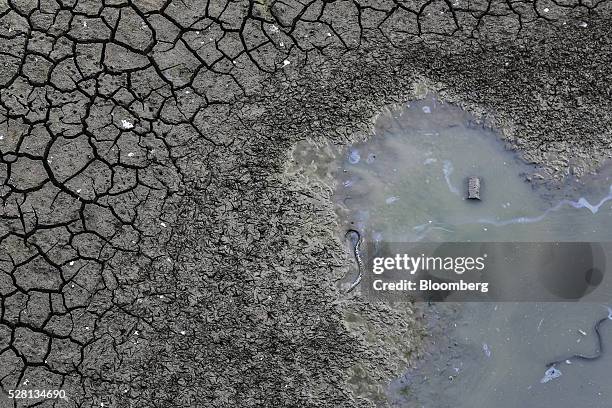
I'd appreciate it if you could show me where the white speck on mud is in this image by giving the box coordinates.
[121,119,133,129]
[283,59,290,66]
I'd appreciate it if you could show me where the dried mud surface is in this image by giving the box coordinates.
[1,0,612,407]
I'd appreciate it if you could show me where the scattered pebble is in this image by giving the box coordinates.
[283,59,290,67]
[121,119,134,129]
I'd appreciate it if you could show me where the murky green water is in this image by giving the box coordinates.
[294,95,612,407]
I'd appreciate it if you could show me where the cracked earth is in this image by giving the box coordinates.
[0,0,611,406]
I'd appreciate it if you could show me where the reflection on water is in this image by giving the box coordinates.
[292,95,612,407]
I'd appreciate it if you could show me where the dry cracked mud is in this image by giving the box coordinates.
[1,0,612,407]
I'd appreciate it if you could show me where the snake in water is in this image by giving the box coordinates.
[345,229,363,293]
[546,308,612,368]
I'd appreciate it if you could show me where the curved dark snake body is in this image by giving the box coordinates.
[345,229,363,292]
[546,310,612,368]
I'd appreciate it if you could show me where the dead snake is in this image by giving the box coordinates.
[546,309,612,368]
[345,229,363,292]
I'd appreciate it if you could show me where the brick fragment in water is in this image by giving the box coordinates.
[467,176,481,200]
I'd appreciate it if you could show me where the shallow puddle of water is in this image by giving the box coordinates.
[390,302,612,408]
[291,95,612,407]
[334,97,612,243]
